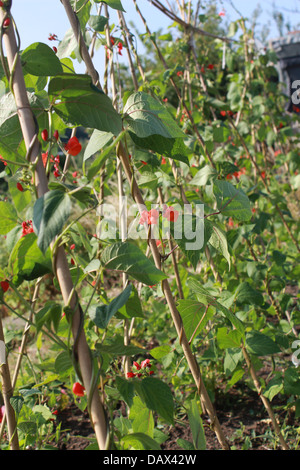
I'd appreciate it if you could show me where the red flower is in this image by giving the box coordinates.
[127,372,136,378]
[261,171,266,179]
[141,160,147,165]
[139,209,159,226]
[218,9,225,17]
[48,33,58,41]
[207,64,214,70]
[220,110,227,117]
[226,174,233,180]
[52,46,57,53]
[64,136,82,156]
[161,157,166,164]
[177,70,183,77]
[163,206,179,223]
[21,220,34,237]
[41,129,48,141]
[0,406,5,423]
[133,361,141,370]
[141,359,151,369]
[117,42,123,55]
[72,171,78,178]
[3,18,10,28]
[53,130,59,141]
[17,182,24,192]
[1,281,9,293]
[70,244,75,250]
[0,155,7,166]
[72,382,85,397]
[0,2,4,7]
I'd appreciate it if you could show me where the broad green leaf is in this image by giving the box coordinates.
[124,91,189,165]
[130,396,154,437]
[284,367,300,395]
[88,15,109,31]
[121,433,160,451]
[35,301,63,333]
[150,344,172,361]
[263,374,283,401]
[88,284,133,329]
[234,281,264,306]
[10,396,24,415]
[187,278,245,335]
[94,0,125,11]
[217,327,243,349]
[134,377,174,424]
[0,201,18,234]
[48,74,122,136]
[213,180,252,221]
[8,232,52,286]
[117,285,144,319]
[188,398,206,450]
[208,223,231,268]
[177,299,213,343]
[33,189,72,254]
[101,242,168,286]
[245,331,281,356]
[115,376,135,407]
[8,180,32,214]
[189,165,217,186]
[21,42,63,76]
[55,351,73,376]
[83,129,114,162]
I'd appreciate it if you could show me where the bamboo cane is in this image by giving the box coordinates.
[0,4,108,450]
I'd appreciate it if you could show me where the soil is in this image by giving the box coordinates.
[52,383,297,451]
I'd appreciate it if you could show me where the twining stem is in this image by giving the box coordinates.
[0,316,19,450]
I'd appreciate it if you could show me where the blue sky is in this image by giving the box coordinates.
[8,0,300,76]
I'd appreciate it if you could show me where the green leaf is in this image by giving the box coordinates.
[55,351,73,376]
[88,284,133,329]
[88,15,109,31]
[124,91,189,165]
[284,367,300,395]
[208,223,231,268]
[177,299,213,343]
[188,398,206,450]
[83,129,114,162]
[48,74,122,136]
[101,241,168,286]
[134,377,174,424]
[117,285,144,319]
[115,376,135,407]
[8,232,52,285]
[217,327,243,349]
[187,278,245,335]
[189,165,217,186]
[121,433,160,451]
[33,189,72,253]
[95,0,125,11]
[234,281,264,306]
[0,201,18,234]
[245,331,281,356]
[263,374,283,401]
[130,396,154,437]
[21,42,63,76]
[213,180,252,221]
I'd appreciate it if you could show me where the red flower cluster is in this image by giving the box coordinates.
[21,220,34,237]
[64,136,82,156]
[226,167,246,180]
[220,110,234,117]
[127,359,154,378]
[53,155,60,178]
